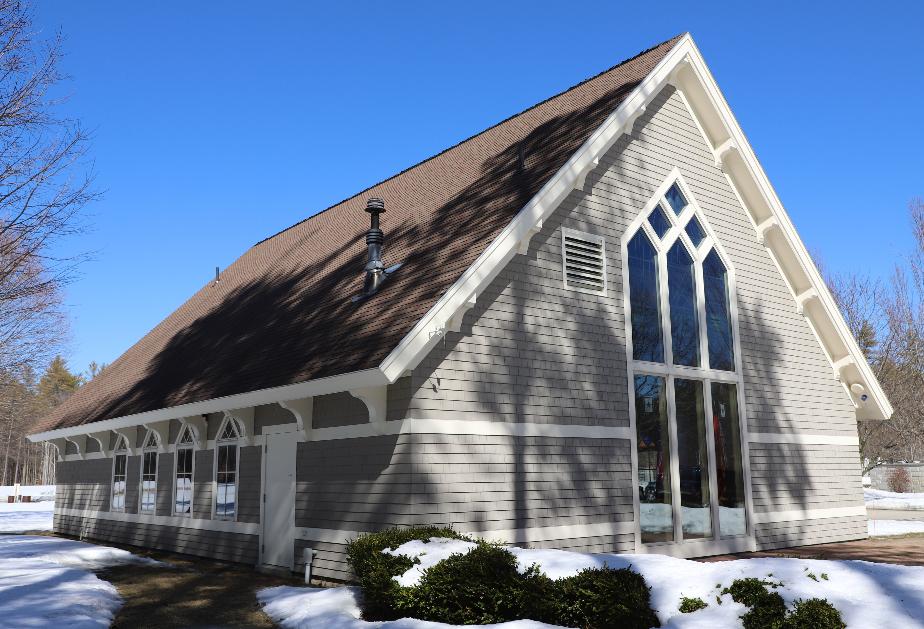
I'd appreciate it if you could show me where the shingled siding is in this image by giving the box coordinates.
[295,432,635,581]
[56,458,111,512]
[53,513,259,563]
[395,86,863,547]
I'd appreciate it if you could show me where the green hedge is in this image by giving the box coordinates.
[346,527,661,627]
[722,578,845,629]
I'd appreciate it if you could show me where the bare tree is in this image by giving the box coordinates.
[0,0,97,374]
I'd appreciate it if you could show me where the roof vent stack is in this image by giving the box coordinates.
[362,197,387,297]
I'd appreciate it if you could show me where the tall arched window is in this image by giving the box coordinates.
[110,435,128,513]
[174,425,195,516]
[624,173,748,547]
[214,416,242,520]
[140,430,159,513]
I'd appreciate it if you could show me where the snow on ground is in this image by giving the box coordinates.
[868,519,924,537]
[0,535,154,629]
[0,499,54,532]
[865,488,924,510]
[261,537,924,629]
[0,484,56,501]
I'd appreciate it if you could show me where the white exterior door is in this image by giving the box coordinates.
[262,428,298,569]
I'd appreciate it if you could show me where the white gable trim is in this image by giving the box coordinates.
[379,34,891,421]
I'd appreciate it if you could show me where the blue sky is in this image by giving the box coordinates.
[33,1,923,374]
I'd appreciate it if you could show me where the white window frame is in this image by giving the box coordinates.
[621,169,755,554]
[173,425,195,517]
[110,435,129,513]
[212,415,242,521]
[139,430,159,514]
[561,227,607,296]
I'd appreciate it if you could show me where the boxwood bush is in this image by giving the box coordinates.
[345,526,469,620]
[783,598,845,629]
[346,527,661,627]
[721,578,845,629]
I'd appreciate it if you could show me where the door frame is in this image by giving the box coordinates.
[258,423,304,569]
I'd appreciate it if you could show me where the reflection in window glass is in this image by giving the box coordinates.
[665,183,687,214]
[667,242,700,367]
[704,249,735,371]
[174,448,193,515]
[111,454,126,512]
[215,444,238,519]
[635,375,672,543]
[647,204,671,239]
[685,216,705,247]
[711,382,746,536]
[628,232,663,363]
[674,379,711,539]
[140,451,157,513]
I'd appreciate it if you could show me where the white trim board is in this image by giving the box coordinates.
[56,506,261,535]
[751,505,866,525]
[748,432,860,447]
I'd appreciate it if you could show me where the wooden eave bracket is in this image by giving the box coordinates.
[224,407,255,445]
[87,431,112,457]
[278,398,313,438]
[713,138,739,171]
[49,438,68,461]
[349,386,387,430]
[446,293,478,333]
[516,219,545,254]
[755,216,780,244]
[64,435,87,460]
[795,287,819,314]
[832,355,856,382]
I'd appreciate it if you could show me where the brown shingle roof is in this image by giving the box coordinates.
[33,35,681,434]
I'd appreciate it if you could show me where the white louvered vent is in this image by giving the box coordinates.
[561,229,606,294]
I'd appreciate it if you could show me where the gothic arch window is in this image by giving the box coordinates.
[622,171,749,546]
[140,430,159,513]
[214,416,242,520]
[174,425,195,516]
[110,435,129,512]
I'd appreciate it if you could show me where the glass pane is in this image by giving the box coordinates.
[216,483,236,518]
[141,480,156,512]
[635,375,672,543]
[667,242,700,367]
[628,232,664,363]
[665,183,687,214]
[704,249,735,371]
[175,477,191,514]
[712,382,747,536]
[685,216,705,247]
[647,205,671,239]
[674,379,711,539]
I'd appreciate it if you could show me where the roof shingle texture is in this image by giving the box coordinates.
[34,35,681,434]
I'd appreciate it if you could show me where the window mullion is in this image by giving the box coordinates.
[665,375,682,543]
[702,379,721,539]
[694,242,709,370]
[657,245,674,368]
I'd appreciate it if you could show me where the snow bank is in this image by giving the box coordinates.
[0,484,56,501]
[0,499,54,532]
[261,539,924,629]
[0,535,154,629]
[868,519,924,536]
[865,488,924,510]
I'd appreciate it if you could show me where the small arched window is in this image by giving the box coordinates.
[140,431,159,513]
[174,425,195,516]
[110,435,129,512]
[624,172,748,546]
[214,416,242,520]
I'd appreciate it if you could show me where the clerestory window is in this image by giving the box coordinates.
[624,173,748,545]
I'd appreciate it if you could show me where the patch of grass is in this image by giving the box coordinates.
[679,596,708,613]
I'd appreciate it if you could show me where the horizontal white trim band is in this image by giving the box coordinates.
[296,520,637,546]
[752,505,866,524]
[310,418,634,442]
[56,506,261,535]
[748,433,860,447]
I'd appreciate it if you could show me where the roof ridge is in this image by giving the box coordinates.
[253,33,684,247]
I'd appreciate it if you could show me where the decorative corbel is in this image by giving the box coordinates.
[517,219,545,255]
[713,138,739,171]
[755,216,780,245]
[87,431,112,457]
[349,386,387,429]
[623,104,647,136]
[446,293,478,334]
[832,355,856,382]
[794,287,819,315]
[278,398,313,438]
[48,438,68,461]
[224,407,255,445]
[573,159,599,192]
[112,429,136,455]
[64,435,88,460]
[142,420,171,452]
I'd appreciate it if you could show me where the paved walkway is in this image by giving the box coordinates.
[702,534,924,567]
[867,508,924,520]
